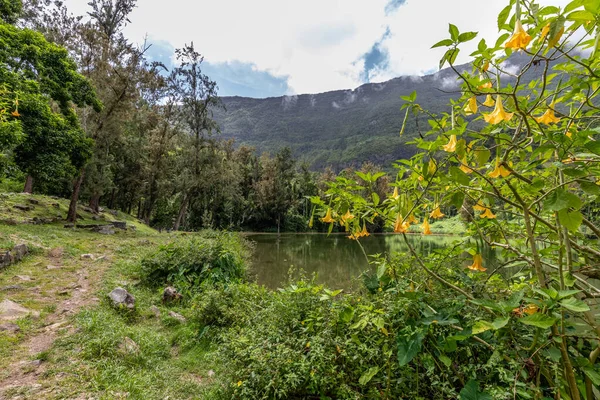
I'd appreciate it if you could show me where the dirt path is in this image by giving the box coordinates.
[0,248,108,400]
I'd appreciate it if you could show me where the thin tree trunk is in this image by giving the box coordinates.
[173,194,189,231]
[108,188,116,209]
[89,194,100,213]
[67,169,85,223]
[23,175,33,193]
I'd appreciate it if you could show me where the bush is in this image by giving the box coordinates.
[140,231,251,288]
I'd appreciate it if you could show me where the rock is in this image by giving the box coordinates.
[81,206,96,214]
[109,210,118,217]
[119,337,140,354]
[27,199,40,205]
[64,223,75,229]
[13,244,28,259]
[46,265,61,270]
[13,204,32,211]
[108,287,135,310]
[16,275,32,281]
[168,311,186,323]
[52,203,60,208]
[111,221,127,230]
[0,323,20,333]
[48,247,63,258]
[91,215,100,221]
[80,254,95,260]
[30,359,42,368]
[207,370,216,378]
[0,250,12,268]
[1,285,23,292]
[162,287,182,304]
[97,226,115,235]
[149,305,161,318]
[0,300,39,321]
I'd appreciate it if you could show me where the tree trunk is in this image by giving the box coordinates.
[108,188,116,209]
[89,194,100,213]
[67,169,85,223]
[173,194,189,231]
[23,175,33,193]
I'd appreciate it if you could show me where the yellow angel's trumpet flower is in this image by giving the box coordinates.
[505,19,532,50]
[422,218,432,235]
[483,96,513,125]
[429,206,445,219]
[443,135,457,152]
[535,103,561,125]
[467,254,486,272]
[489,159,511,178]
[483,94,495,107]
[464,96,478,115]
[321,208,335,223]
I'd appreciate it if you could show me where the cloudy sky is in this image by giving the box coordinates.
[63,0,568,98]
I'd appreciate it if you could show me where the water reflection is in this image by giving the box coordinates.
[246,233,480,290]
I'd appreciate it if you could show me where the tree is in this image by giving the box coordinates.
[0,1,100,193]
[171,42,221,230]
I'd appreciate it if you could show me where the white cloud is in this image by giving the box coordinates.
[63,0,570,96]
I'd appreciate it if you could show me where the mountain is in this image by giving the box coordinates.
[213,55,532,170]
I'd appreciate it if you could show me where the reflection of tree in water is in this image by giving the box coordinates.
[248,234,500,290]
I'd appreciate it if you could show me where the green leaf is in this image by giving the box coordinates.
[585,141,600,156]
[544,189,581,211]
[472,321,494,334]
[583,366,600,386]
[359,366,379,385]
[556,289,581,300]
[558,209,583,232]
[460,380,493,400]
[372,192,380,206]
[492,317,510,330]
[458,31,478,43]
[560,297,590,312]
[376,262,387,280]
[438,354,452,367]
[397,331,424,366]
[519,313,557,329]
[432,39,454,48]
[497,5,512,30]
[449,24,460,41]
[474,147,491,167]
[579,180,600,196]
[449,166,471,186]
[339,306,355,323]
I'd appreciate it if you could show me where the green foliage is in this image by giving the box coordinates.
[0,0,22,24]
[140,232,251,288]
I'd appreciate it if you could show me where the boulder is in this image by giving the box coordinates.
[108,287,135,309]
[13,204,32,211]
[27,199,40,205]
[96,226,115,235]
[0,251,12,269]
[48,247,63,258]
[0,300,39,321]
[111,221,127,230]
[0,285,23,292]
[0,322,20,334]
[162,286,182,303]
[168,311,186,323]
[118,337,140,354]
[12,244,28,261]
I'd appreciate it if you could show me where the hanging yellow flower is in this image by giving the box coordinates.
[464,96,478,115]
[459,156,472,174]
[483,94,495,107]
[422,218,432,235]
[535,104,561,125]
[341,210,355,224]
[478,74,492,90]
[566,130,574,139]
[541,23,564,48]
[473,202,487,212]
[11,110,20,117]
[347,233,359,240]
[359,222,369,238]
[505,20,532,50]
[483,96,514,125]
[308,215,314,228]
[489,160,511,178]
[443,135,457,152]
[407,214,418,224]
[482,60,490,72]
[467,254,486,272]
[321,208,335,223]
[391,187,400,200]
[394,214,410,233]
[429,206,445,219]
[480,208,497,219]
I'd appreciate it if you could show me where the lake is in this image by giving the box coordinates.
[246,233,495,290]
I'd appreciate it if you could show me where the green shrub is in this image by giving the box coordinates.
[140,231,251,288]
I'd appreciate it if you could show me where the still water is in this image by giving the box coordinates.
[246,233,493,290]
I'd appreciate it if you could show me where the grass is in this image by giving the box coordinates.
[0,194,229,398]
